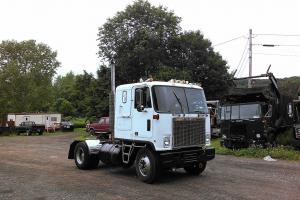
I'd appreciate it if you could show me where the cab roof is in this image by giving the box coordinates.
[116,81,203,91]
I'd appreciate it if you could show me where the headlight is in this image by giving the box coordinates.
[205,134,211,146]
[163,136,171,148]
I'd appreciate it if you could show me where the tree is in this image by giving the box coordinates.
[0,40,60,117]
[98,0,181,85]
[53,98,75,117]
[53,72,76,104]
[165,31,232,99]
[98,0,232,100]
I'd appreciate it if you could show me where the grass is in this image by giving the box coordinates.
[211,139,300,161]
[0,128,92,139]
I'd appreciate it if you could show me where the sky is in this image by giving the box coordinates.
[1,0,300,78]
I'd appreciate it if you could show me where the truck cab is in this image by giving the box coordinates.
[114,81,211,150]
[68,80,215,183]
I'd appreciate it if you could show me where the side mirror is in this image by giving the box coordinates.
[137,105,145,112]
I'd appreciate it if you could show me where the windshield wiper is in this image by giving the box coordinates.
[172,90,184,114]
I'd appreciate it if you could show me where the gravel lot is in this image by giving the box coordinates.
[0,133,299,200]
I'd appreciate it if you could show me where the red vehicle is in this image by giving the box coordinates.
[86,117,110,138]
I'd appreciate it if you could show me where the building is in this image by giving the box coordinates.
[7,113,62,128]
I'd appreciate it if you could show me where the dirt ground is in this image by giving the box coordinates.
[0,133,299,200]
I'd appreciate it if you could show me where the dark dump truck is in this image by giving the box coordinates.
[15,121,45,136]
[220,72,295,148]
[291,100,300,148]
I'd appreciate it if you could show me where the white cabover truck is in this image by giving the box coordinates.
[68,80,215,183]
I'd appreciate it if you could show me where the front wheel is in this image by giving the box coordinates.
[74,142,99,169]
[135,148,160,183]
[184,161,207,175]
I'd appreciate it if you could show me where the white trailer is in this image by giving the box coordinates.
[7,113,61,127]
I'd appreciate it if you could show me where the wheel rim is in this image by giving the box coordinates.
[138,155,151,177]
[76,147,85,165]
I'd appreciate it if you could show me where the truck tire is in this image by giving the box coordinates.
[184,161,207,175]
[135,148,160,183]
[74,142,99,169]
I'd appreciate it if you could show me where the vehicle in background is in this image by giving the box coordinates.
[15,121,45,136]
[220,72,294,148]
[60,121,74,132]
[207,100,221,138]
[0,126,11,135]
[86,117,110,138]
[291,100,300,148]
[7,113,61,128]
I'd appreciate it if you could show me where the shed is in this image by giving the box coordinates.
[7,113,62,127]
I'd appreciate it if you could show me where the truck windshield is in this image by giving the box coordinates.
[221,103,262,120]
[152,86,208,114]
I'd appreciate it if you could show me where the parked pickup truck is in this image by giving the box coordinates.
[15,121,45,136]
[86,117,110,138]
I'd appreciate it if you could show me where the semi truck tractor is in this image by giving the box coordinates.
[68,80,215,183]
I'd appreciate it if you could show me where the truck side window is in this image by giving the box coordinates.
[135,87,152,108]
[122,91,127,103]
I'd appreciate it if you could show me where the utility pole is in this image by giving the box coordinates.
[110,62,115,140]
[111,62,115,95]
[248,29,253,88]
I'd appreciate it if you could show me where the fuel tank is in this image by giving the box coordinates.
[99,143,122,165]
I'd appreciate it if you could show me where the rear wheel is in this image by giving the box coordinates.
[74,142,99,169]
[135,148,160,183]
[184,161,207,175]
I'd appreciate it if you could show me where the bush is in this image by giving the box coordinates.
[276,129,293,146]
[71,118,87,128]
[211,139,300,161]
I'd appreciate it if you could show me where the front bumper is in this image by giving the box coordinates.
[158,147,215,168]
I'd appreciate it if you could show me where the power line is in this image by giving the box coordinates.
[237,48,249,77]
[235,40,249,76]
[253,44,300,47]
[254,33,300,37]
[254,52,300,58]
[212,35,245,47]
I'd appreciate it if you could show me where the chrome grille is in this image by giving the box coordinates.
[172,117,205,148]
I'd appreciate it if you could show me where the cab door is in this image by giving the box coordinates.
[116,89,132,131]
[132,87,153,139]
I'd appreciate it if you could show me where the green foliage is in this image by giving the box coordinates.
[212,139,300,161]
[98,0,181,85]
[276,129,294,146]
[278,76,300,98]
[71,118,87,128]
[0,40,60,119]
[52,98,75,117]
[98,0,231,99]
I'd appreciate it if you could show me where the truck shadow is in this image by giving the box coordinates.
[104,165,205,184]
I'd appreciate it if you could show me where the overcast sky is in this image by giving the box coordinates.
[1,0,300,78]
